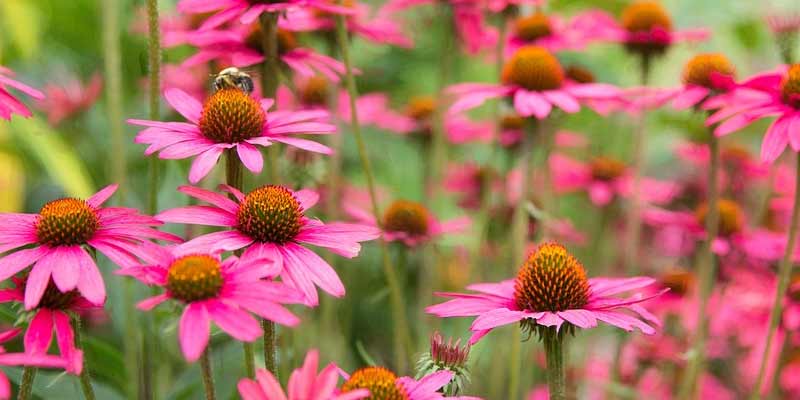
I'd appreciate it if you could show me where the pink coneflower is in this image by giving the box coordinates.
[675,141,769,196]
[427,242,663,344]
[177,0,354,30]
[0,184,180,309]
[179,24,349,82]
[636,53,736,110]
[706,64,800,163]
[587,1,708,58]
[345,197,470,247]
[287,4,413,48]
[643,199,787,258]
[549,153,679,207]
[0,329,80,399]
[505,10,614,55]
[118,244,303,362]
[340,366,469,400]
[0,276,97,370]
[425,243,658,344]
[0,66,44,120]
[238,349,369,400]
[448,46,619,119]
[128,88,335,184]
[156,185,380,305]
[444,162,498,211]
[34,73,102,126]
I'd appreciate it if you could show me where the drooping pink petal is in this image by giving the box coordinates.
[179,302,210,362]
[205,299,262,341]
[25,309,54,354]
[189,146,225,183]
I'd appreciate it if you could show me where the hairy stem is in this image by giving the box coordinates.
[262,319,277,376]
[200,350,216,400]
[544,328,567,400]
[17,366,37,400]
[335,11,413,372]
[72,315,97,400]
[750,153,800,399]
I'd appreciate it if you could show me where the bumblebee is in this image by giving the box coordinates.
[212,67,255,94]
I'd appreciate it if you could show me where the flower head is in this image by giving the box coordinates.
[341,366,460,400]
[129,88,335,183]
[416,331,472,395]
[0,184,180,309]
[0,66,44,120]
[156,185,380,305]
[0,329,81,399]
[427,242,663,344]
[177,0,355,31]
[118,244,303,362]
[35,73,102,126]
[238,349,369,400]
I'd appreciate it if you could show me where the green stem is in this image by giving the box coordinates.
[243,343,255,379]
[199,350,216,400]
[16,366,36,400]
[623,56,651,275]
[678,132,721,398]
[335,11,413,373]
[102,0,125,201]
[510,120,537,266]
[262,319,277,376]
[259,12,281,184]
[72,315,97,400]
[543,328,567,400]
[750,153,800,399]
[146,0,161,215]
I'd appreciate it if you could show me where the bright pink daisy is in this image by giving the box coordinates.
[345,197,470,247]
[0,184,180,309]
[177,0,355,31]
[549,153,679,207]
[118,244,303,362]
[178,24,350,82]
[34,72,102,126]
[448,46,619,119]
[0,329,81,400]
[238,349,369,400]
[0,66,44,120]
[156,185,381,306]
[339,366,477,400]
[427,242,663,344]
[128,88,335,184]
[706,64,800,163]
[0,276,96,373]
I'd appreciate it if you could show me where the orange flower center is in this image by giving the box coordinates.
[237,185,304,244]
[695,199,744,236]
[514,13,552,42]
[621,1,673,33]
[166,255,223,302]
[341,367,409,400]
[501,46,564,91]
[565,65,596,84]
[405,96,437,121]
[300,76,330,106]
[500,113,525,130]
[589,157,626,181]
[199,88,266,143]
[383,200,430,237]
[36,198,99,246]
[682,53,735,88]
[658,268,694,296]
[780,64,800,108]
[514,243,590,312]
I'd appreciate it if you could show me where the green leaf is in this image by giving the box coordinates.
[9,118,94,198]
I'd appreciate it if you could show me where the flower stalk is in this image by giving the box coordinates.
[678,131,721,398]
[146,0,161,215]
[262,319,277,377]
[335,11,413,372]
[543,327,567,400]
[17,366,37,400]
[200,349,217,400]
[510,119,537,266]
[73,314,97,400]
[750,153,800,399]
[259,12,281,183]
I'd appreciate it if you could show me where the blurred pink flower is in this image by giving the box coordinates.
[444,162,498,211]
[35,73,102,126]
[505,10,615,55]
[0,329,80,399]
[0,276,94,374]
[633,53,736,110]
[0,66,44,120]
[706,64,800,163]
[448,46,619,119]
[118,244,304,362]
[549,153,679,207]
[345,197,470,247]
[427,243,663,344]
[156,185,380,306]
[161,64,210,101]
[286,4,412,47]
[238,349,368,400]
[0,184,180,309]
[129,88,335,183]
[387,0,496,54]
[177,0,354,30]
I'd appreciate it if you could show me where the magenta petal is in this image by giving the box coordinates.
[25,255,56,310]
[86,184,118,208]
[470,308,527,330]
[53,311,79,373]
[514,89,551,119]
[556,309,598,329]
[189,146,225,183]
[238,379,270,400]
[137,294,170,311]
[281,243,345,298]
[25,309,54,354]
[206,299,261,341]
[165,88,202,123]
[51,247,81,292]
[761,116,790,163]
[237,142,264,173]
[0,246,48,282]
[76,254,106,306]
[179,302,210,362]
